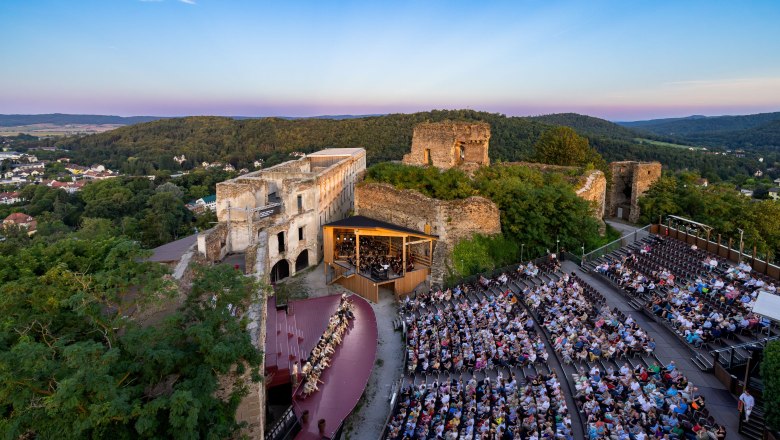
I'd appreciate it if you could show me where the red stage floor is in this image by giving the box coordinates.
[292,294,378,440]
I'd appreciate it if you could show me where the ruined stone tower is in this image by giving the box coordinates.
[607,161,662,223]
[403,121,490,171]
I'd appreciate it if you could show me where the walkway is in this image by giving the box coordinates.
[606,218,641,237]
[561,260,743,439]
[341,288,405,439]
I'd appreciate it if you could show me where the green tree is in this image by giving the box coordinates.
[762,340,780,431]
[0,237,264,439]
[533,126,596,167]
[156,182,185,200]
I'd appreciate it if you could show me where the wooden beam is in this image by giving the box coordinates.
[405,238,433,246]
[356,232,360,273]
[402,236,406,276]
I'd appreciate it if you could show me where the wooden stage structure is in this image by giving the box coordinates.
[322,216,437,302]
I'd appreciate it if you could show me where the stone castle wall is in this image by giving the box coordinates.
[607,161,662,222]
[575,170,607,220]
[403,122,490,170]
[355,182,501,286]
[198,222,228,261]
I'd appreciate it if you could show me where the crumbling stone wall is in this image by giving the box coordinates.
[576,170,607,220]
[607,161,662,222]
[197,222,228,261]
[356,183,501,286]
[244,244,258,275]
[403,122,490,170]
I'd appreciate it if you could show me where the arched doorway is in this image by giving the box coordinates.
[295,250,309,272]
[270,259,290,283]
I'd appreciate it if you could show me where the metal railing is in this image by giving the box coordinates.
[711,335,780,369]
[581,224,652,265]
[266,406,300,440]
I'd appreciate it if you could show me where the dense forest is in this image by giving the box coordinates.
[621,111,780,149]
[51,109,777,183]
[58,110,550,173]
[0,233,263,438]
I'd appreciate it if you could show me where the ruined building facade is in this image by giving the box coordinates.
[607,161,662,223]
[197,148,366,281]
[403,122,490,171]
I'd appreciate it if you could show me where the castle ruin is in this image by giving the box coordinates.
[607,161,662,223]
[402,122,490,171]
[197,148,366,281]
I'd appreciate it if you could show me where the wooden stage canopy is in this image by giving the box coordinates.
[322,215,437,302]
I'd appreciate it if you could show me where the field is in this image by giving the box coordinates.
[634,138,707,150]
[0,123,125,137]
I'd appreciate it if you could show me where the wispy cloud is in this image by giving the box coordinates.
[179,0,196,4]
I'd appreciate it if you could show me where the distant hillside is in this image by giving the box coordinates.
[619,111,780,148]
[529,113,640,139]
[0,113,165,127]
[52,109,773,182]
[59,110,554,174]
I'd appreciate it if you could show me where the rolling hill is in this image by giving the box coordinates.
[619,111,780,148]
[0,113,165,127]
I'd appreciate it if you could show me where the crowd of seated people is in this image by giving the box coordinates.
[385,371,573,440]
[299,294,355,397]
[573,362,725,439]
[400,284,471,314]
[522,273,656,364]
[596,237,774,347]
[405,290,549,374]
[339,236,416,280]
[397,260,556,315]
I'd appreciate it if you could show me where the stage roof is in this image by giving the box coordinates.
[323,215,437,238]
[753,292,780,322]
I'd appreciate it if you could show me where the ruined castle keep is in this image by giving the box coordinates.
[607,161,662,223]
[402,121,490,170]
[197,148,366,281]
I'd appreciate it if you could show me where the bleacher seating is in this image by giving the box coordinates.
[586,234,777,367]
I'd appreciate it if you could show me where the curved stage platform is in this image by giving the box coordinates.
[290,294,377,440]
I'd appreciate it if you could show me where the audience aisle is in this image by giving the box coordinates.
[562,260,742,437]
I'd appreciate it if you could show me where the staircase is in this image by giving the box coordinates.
[690,352,714,372]
[740,406,765,440]
[265,303,306,388]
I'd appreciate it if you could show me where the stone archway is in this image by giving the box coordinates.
[295,249,309,273]
[270,259,290,283]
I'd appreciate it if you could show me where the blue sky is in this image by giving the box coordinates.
[1,0,779,120]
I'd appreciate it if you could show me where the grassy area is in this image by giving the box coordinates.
[634,138,706,150]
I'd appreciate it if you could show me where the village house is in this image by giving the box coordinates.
[3,213,37,235]
[0,191,21,205]
[42,180,86,194]
[187,194,217,213]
